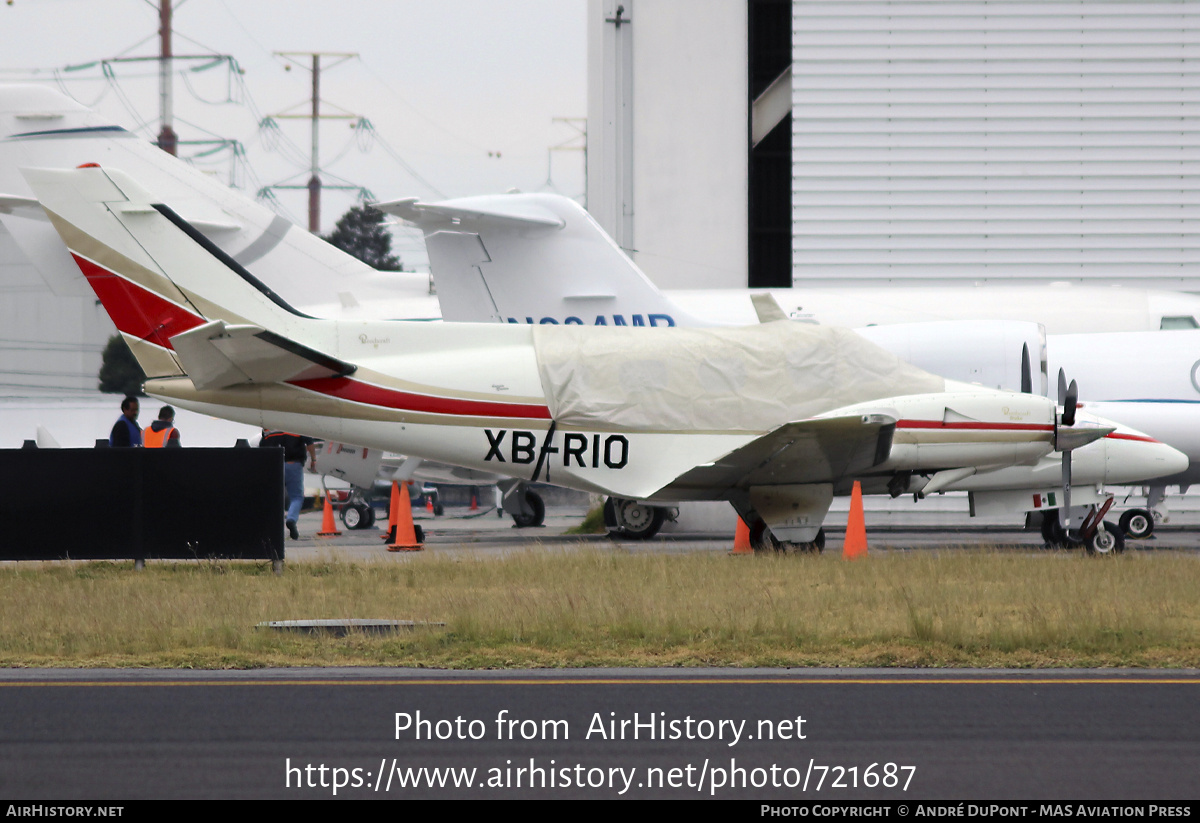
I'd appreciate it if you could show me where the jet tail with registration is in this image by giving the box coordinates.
[375,193,715,329]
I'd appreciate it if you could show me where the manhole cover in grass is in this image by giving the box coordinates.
[257,619,444,636]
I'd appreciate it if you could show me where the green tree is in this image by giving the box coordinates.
[321,205,402,271]
[98,334,146,397]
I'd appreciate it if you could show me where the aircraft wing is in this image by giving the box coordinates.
[663,413,897,496]
[169,319,355,391]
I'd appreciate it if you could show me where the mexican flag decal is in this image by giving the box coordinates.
[1032,492,1058,509]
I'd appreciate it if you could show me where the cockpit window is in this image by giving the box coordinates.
[1160,316,1199,330]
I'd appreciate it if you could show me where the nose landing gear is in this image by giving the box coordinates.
[1040,498,1125,554]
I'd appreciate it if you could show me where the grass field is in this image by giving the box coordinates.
[1,549,1198,669]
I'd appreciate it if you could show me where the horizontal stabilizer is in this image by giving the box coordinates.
[169,319,355,390]
[375,196,565,230]
[0,193,45,219]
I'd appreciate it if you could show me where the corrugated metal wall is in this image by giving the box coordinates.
[792,1,1200,288]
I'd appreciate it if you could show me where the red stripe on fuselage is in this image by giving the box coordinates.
[288,376,552,421]
[72,253,205,349]
[1104,432,1159,443]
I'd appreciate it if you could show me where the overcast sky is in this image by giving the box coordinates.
[0,0,587,263]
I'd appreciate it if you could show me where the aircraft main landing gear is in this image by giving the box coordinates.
[748,519,825,554]
[1118,508,1154,540]
[604,497,666,540]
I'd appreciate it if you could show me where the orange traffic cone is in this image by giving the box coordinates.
[730,517,753,555]
[842,481,868,559]
[469,494,478,511]
[425,495,434,512]
[388,481,424,552]
[316,494,342,537]
[382,480,400,541]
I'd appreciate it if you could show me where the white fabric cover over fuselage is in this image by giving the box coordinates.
[531,320,946,434]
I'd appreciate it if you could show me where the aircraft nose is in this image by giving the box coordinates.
[1104,435,1189,485]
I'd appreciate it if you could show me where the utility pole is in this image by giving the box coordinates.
[157,0,177,156]
[272,52,358,233]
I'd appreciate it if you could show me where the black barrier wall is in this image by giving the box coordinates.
[0,447,284,561]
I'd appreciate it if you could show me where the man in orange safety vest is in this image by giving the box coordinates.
[143,405,181,448]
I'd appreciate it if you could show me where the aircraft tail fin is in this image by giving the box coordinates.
[23,166,348,386]
[377,193,714,328]
[0,85,435,314]
[750,292,789,323]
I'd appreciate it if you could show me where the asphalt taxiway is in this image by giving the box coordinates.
[0,668,1196,799]
[278,504,1200,561]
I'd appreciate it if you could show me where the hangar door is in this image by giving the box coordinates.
[792,1,1200,290]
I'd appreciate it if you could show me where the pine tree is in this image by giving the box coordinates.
[98,334,146,396]
[321,205,402,271]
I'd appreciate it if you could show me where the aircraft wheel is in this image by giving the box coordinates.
[1040,513,1072,548]
[748,520,779,553]
[798,528,826,553]
[1118,508,1154,540]
[1085,521,1125,556]
[603,497,621,537]
[363,505,376,528]
[434,502,445,517]
[777,528,826,554]
[612,499,665,540]
[341,503,365,530]
[511,490,546,528]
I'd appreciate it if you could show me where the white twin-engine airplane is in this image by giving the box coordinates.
[24,166,1187,553]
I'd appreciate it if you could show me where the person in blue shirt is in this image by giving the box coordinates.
[259,429,317,540]
[108,396,142,447]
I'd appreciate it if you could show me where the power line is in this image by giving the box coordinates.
[266,51,360,233]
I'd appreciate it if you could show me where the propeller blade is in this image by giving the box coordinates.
[1061,449,1072,533]
[1020,343,1032,394]
[1057,369,1067,405]
[1063,379,1078,427]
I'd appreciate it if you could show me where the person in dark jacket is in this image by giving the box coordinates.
[259,429,317,540]
[109,396,142,447]
[143,405,181,448]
